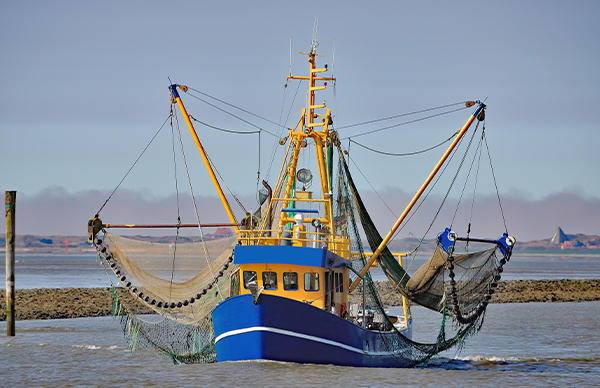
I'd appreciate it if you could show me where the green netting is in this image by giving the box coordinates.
[94,159,292,365]
[111,288,217,364]
[93,135,506,367]
[95,232,239,364]
[333,142,501,366]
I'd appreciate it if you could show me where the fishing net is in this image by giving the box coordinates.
[102,233,237,324]
[92,145,294,365]
[92,134,508,367]
[334,142,506,366]
[94,233,239,363]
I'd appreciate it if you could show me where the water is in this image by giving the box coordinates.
[2,254,107,289]
[1,302,598,386]
[2,252,600,289]
[1,254,599,385]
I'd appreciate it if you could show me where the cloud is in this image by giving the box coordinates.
[5,187,600,242]
[354,188,600,242]
[7,187,255,237]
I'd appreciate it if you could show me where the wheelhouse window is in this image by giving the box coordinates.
[304,272,320,291]
[243,270,257,289]
[283,272,298,290]
[262,271,278,290]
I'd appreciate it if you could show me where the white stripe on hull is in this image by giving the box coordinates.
[215,325,412,357]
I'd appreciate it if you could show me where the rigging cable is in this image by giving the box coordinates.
[257,130,261,195]
[187,114,263,199]
[96,114,171,216]
[419,120,482,244]
[450,126,485,231]
[484,129,508,233]
[337,101,467,131]
[266,79,291,181]
[184,87,282,138]
[340,105,469,140]
[169,109,182,303]
[347,153,398,219]
[265,80,292,184]
[172,106,224,302]
[467,127,485,242]
[203,145,249,216]
[266,80,304,182]
[394,121,480,270]
[349,132,456,157]
[188,115,260,135]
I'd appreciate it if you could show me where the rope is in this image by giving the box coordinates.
[96,114,171,215]
[266,80,303,182]
[169,112,182,302]
[173,109,224,302]
[467,129,485,242]
[204,149,248,215]
[337,102,467,131]
[184,89,278,138]
[427,120,481,236]
[265,79,291,182]
[398,123,478,264]
[173,101,248,216]
[349,132,455,156]
[256,131,261,195]
[450,123,485,231]
[97,240,168,325]
[189,115,261,135]
[187,86,288,130]
[340,106,469,140]
[186,115,260,211]
[483,129,508,233]
[347,154,397,218]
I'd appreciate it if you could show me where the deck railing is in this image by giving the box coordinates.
[236,229,351,259]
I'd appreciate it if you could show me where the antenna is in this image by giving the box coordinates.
[332,39,336,78]
[289,37,292,76]
[311,16,319,53]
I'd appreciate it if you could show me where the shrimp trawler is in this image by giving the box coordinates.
[89,37,515,367]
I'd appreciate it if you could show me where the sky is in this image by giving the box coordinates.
[1,1,599,241]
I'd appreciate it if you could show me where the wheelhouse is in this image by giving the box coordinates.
[230,245,350,315]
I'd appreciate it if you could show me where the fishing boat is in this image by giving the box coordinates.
[89,35,515,367]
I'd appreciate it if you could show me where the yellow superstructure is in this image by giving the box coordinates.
[231,263,349,314]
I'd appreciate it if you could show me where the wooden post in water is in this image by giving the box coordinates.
[5,191,16,336]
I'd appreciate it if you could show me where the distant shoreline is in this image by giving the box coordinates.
[512,251,600,257]
[2,233,600,256]
[1,279,599,321]
[0,248,97,254]
[2,248,600,258]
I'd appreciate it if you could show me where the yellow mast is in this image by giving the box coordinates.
[349,102,486,292]
[169,84,239,234]
[279,48,336,230]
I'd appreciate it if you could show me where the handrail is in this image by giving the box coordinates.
[103,223,240,229]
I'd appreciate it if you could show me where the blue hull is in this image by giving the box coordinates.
[212,293,413,367]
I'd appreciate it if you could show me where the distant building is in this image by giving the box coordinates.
[561,239,583,249]
[550,227,569,244]
[203,227,234,240]
[213,227,234,237]
[561,241,572,249]
[586,238,600,248]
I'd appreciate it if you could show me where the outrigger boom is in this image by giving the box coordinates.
[169,84,240,234]
[349,101,485,292]
[90,34,512,368]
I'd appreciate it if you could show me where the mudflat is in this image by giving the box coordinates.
[1,279,599,321]
[372,279,600,306]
